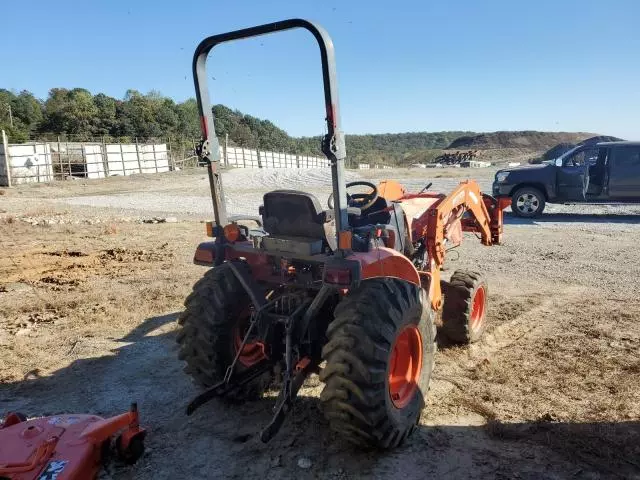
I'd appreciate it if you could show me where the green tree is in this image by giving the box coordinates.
[176,98,200,139]
[41,88,98,138]
[92,93,117,136]
[0,89,43,141]
[1,85,483,164]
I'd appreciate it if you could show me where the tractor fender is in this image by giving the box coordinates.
[348,247,420,286]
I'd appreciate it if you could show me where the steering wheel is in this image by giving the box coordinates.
[327,181,379,211]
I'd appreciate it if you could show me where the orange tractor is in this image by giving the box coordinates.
[177,19,508,448]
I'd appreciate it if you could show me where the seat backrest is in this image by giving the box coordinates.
[261,190,328,239]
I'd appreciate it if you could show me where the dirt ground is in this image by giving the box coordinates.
[1,167,639,479]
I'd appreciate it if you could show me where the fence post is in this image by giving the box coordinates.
[120,143,126,176]
[44,142,51,181]
[223,133,228,167]
[135,137,143,174]
[242,148,246,168]
[152,143,158,173]
[35,146,40,183]
[66,140,71,179]
[257,149,262,169]
[57,136,62,181]
[1,130,11,187]
[168,138,176,171]
[101,137,109,177]
[81,142,87,178]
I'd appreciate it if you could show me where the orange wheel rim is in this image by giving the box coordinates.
[234,308,267,367]
[388,324,423,409]
[470,286,486,331]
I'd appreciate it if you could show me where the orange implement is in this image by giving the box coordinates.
[0,404,145,480]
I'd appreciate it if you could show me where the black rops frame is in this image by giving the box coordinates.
[192,19,350,249]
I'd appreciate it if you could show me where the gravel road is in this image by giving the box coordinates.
[54,168,640,232]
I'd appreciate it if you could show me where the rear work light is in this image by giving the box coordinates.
[323,260,361,288]
[194,246,215,264]
[324,267,352,286]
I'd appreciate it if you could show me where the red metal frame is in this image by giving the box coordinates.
[0,405,144,480]
[193,180,506,311]
[386,180,506,310]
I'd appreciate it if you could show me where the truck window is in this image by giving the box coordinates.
[563,148,599,167]
[608,146,640,197]
[612,146,640,168]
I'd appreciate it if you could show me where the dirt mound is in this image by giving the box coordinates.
[447,131,594,151]
[577,135,624,146]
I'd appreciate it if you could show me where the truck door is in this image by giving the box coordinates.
[608,145,640,198]
[556,147,594,201]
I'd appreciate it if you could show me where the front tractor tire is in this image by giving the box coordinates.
[320,279,436,449]
[176,261,271,401]
[441,270,488,344]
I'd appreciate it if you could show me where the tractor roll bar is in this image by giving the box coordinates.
[193,19,350,243]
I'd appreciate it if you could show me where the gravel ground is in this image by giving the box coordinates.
[1,167,639,479]
[51,168,640,229]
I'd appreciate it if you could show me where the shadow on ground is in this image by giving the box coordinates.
[3,314,639,479]
[505,211,640,226]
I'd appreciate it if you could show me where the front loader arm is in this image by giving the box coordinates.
[420,180,505,310]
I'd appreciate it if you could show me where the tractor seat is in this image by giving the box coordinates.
[259,190,336,254]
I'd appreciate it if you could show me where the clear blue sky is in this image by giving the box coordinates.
[2,0,639,139]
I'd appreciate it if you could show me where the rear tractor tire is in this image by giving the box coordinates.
[441,270,488,344]
[176,261,271,401]
[320,278,436,449]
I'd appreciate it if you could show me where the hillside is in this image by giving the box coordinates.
[447,131,594,151]
[294,131,475,163]
[0,88,471,160]
[0,87,607,166]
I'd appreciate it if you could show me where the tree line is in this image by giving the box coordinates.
[0,88,472,164]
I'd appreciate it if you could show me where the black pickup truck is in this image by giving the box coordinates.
[492,141,640,217]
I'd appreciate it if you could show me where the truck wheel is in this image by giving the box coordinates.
[441,271,488,344]
[176,261,271,400]
[320,279,436,449]
[511,187,545,218]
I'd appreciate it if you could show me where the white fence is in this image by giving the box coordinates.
[0,138,170,185]
[0,130,332,186]
[104,144,170,176]
[0,136,55,185]
[223,146,329,169]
